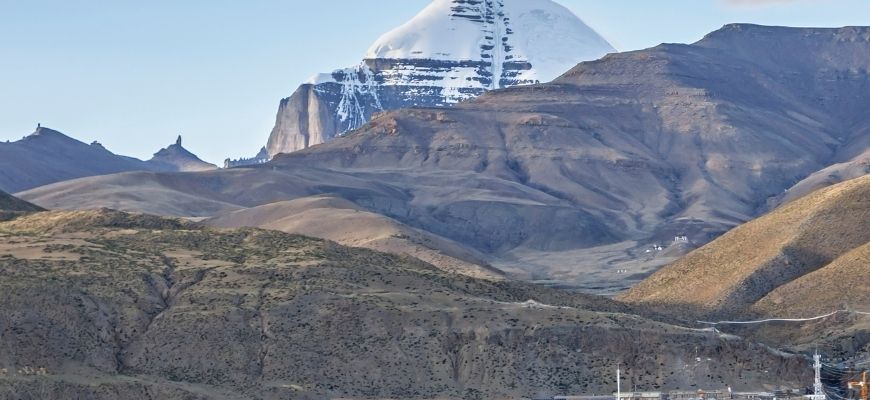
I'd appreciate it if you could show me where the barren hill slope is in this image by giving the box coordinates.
[771,149,869,208]
[743,242,870,358]
[754,242,870,317]
[206,196,503,280]
[0,128,216,193]
[620,174,870,318]
[0,127,154,193]
[0,189,45,223]
[0,209,809,399]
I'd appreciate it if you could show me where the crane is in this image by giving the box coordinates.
[848,371,869,400]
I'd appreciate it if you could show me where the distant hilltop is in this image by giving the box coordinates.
[0,127,215,193]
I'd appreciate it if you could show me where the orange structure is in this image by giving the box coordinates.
[849,371,869,400]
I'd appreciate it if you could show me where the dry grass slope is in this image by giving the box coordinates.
[621,174,870,318]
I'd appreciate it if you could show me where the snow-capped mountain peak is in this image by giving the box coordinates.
[264,0,615,158]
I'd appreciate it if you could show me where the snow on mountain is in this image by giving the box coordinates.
[265,0,615,157]
[365,0,615,85]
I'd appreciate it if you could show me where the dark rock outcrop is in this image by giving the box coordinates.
[146,135,217,172]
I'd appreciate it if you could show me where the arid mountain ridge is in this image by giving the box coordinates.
[0,22,868,400]
[622,174,870,318]
[147,135,218,173]
[0,127,215,193]
[16,24,870,292]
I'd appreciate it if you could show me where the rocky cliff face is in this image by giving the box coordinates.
[265,0,615,157]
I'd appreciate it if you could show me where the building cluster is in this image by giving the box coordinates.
[643,234,690,254]
[0,366,48,376]
[223,147,269,168]
[545,389,809,400]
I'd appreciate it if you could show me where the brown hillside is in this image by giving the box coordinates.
[0,209,808,399]
[755,242,870,316]
[620,175,870,318]
[205,196,504,280]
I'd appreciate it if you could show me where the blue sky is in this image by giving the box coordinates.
[2,0,868,163]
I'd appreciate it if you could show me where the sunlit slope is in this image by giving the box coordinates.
[621,175,870,318]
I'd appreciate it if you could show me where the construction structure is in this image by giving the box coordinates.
[548,352,856,400]
[849,372,869,400]
[616,392,665,400]
[669,390,725,400]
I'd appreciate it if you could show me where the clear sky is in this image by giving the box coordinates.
[2,0,868,163]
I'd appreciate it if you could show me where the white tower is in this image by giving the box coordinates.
[809,351,826,400]
[616,365,621,400]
